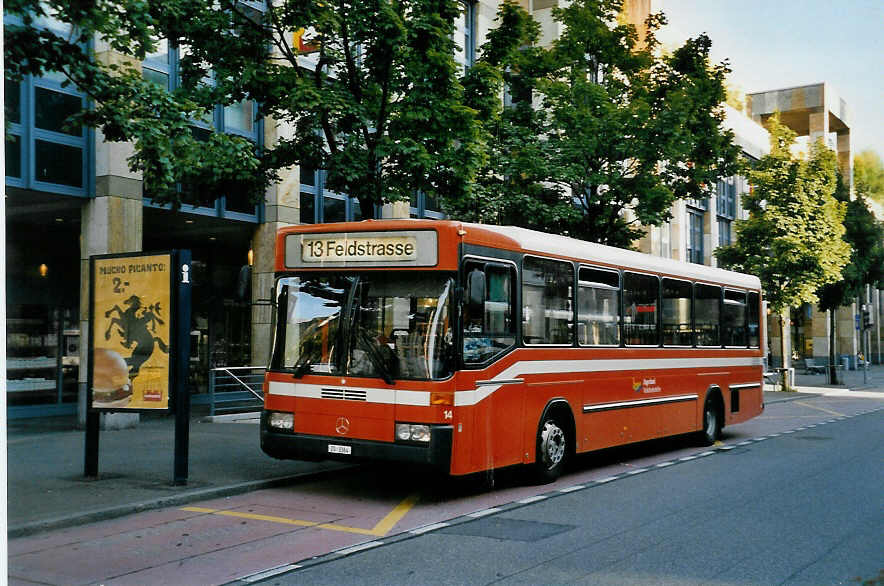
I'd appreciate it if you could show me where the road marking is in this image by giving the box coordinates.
[409,522,450,535]
[336,541,384,555]
[794,401,846,417]
[240,564,302,583]
[558,485,585,493]
[467,508,502,518]
[181,492,419,537]
[518,495,548,504]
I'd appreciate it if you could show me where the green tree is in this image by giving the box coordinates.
[816,173,884,381]
[4,0,482,214]
[456,0,740,248]
[716,115,850,388]
[855,149,884,205]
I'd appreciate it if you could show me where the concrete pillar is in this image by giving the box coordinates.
[704,195,718,267]
[381,200,410,219]
[811,307,829,363]
[836,131,852,192]
[79,187,143,428]
[670,200,687,262]
[835,303,858,369]
[251,118,299,366]
[808,110,828,145]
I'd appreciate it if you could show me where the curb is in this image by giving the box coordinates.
[8,464,354,539]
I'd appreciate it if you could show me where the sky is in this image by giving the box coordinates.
[653,0,884,158]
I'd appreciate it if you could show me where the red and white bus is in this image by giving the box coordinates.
[261,220,764,482]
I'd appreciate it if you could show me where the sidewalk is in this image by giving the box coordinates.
[6,364,884,538]
[6,412,347,537]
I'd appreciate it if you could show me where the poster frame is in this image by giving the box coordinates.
[87,250,177,414]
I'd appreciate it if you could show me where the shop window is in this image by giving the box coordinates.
[624,272,659,346]
[662,278,692,346]
[577,266,620,346]
[522,257,573,345]
[695,283,721,346]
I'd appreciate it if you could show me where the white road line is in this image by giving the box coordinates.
[467,508,502,518]
[335,541,384,556]
[240,564,301,583]
[409,522,450,535]
[518,495,548,504]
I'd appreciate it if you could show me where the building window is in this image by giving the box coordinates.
[687,209,704,264]
[454,2,476,72]
[716,177,736,247]
[141,35,262,219]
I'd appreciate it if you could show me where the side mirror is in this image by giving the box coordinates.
[466,269,486,323]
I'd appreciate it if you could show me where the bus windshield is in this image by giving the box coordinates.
[270,272,455,381]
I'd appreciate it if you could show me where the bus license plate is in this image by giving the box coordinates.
[328,444,351,455]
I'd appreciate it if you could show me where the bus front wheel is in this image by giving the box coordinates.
[533,414,568,483]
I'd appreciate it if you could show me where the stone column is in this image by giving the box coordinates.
[78,140,143,428]
[811,307,829,363]
[381,200,410,219]
[670,200,687,262]
[251,118,299,365]
[835,304,858,369]
[704,195,718,267]
[836,131,852,192]
[808,109,829,145]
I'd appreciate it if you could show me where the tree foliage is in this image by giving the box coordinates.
[715,115,850,314]
[854,149,884,205]
[4,0,482,214]
[817,173,884,311]
[454,0,740,248]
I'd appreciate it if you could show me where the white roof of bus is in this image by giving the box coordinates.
[462,223,761,290]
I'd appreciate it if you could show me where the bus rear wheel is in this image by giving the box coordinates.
[697,397,722,446]
[533,415,568,483]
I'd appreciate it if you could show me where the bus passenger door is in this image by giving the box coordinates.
[463,259,523,470]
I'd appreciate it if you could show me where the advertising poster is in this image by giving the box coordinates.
[90,253,173,411]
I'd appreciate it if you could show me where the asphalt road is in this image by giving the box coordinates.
[255,409,884,586]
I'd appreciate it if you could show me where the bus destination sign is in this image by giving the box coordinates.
[286,230,438,268]
[303,235,416,262]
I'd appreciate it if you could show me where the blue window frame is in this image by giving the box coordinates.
[140,36,264,221]
[4,14,91,196]
[687,208,705,265]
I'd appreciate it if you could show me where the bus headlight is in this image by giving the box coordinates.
[395,423,431,443]
[268,412,294,431]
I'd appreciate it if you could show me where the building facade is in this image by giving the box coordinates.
[6,1,881,419]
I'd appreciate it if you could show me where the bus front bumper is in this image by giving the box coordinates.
[261,413,453,471]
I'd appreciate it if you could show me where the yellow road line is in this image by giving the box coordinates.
[370,492,420,535]
[181,492,419,537]
[794,401,845,417]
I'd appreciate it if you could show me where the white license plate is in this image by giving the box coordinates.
[328,444,352,455]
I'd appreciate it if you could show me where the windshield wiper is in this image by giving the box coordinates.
[354,326,395,384]
[291,350,315,379]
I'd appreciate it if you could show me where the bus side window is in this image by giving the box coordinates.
[463,262,515,364]
[695,283,722,347]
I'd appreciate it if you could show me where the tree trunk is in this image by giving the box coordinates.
[780,310,791,392]
[828,309,838,384]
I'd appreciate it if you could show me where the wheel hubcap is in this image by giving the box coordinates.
[540,422,565,469]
